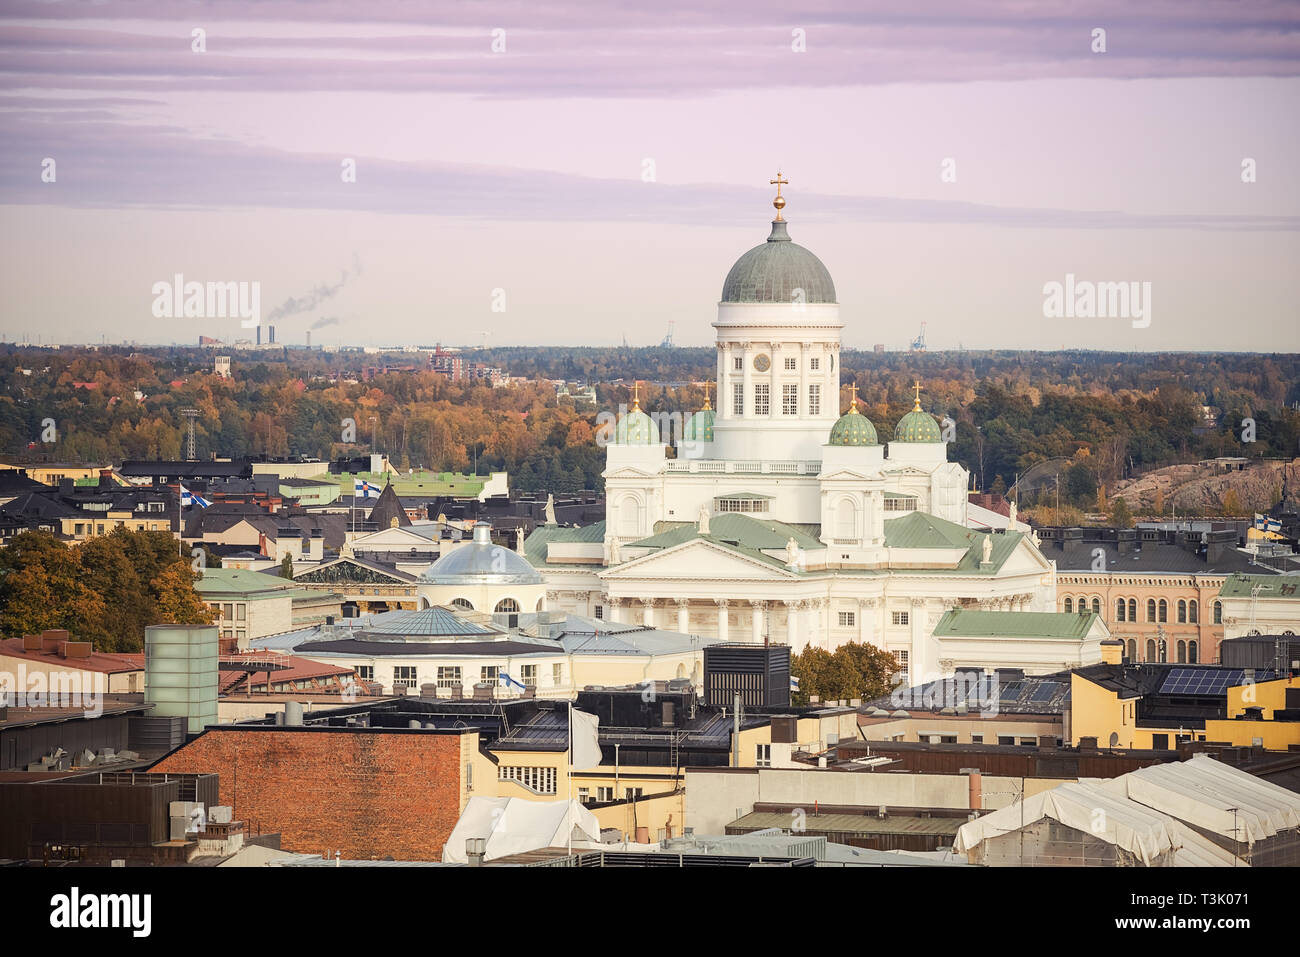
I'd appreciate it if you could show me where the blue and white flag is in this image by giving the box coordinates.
[1254,513,1267,530]
[354,479,381,499]
[1267,518,1282,533]
[179,484,211,508]
[500,671,527,691]
[790,675,801,692]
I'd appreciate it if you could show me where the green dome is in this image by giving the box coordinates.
[615,407,660,445]
[828,406,878,447]
[895,407,943,443]
[721,220,836,304]
[683,405,714,442]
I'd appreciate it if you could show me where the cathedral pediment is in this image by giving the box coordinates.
[600,537,798,582]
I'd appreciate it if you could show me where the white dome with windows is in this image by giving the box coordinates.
[417,521,546,617]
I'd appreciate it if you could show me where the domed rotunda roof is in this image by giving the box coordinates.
[419,522,543,585]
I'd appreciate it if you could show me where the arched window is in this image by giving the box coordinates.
[1126,638,1137,661]
[617,494,641,537]
[1116,599,1126,622]
[1176,640,1186,663]
[1188,640,1198,663]
[1146,639,1157,662]
[1092,597,1101,615]
[835,498,857,540]
[1064,597,1073,614]
[535,596,545,612]
[1128,598,1137,621]
[1177,600,1187,624]
[494,598,520,614]
[1147,599,1157,623]
[450,598,473,610]
[1158,599,1168,623]
[1188,600,1198,624]
[1213,600,1222,625]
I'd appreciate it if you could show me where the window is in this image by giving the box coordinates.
[578,787,591,804]
[716,497,770,513]
[970,734,984,744]
[733,382,744,415]
[756,744,771,767]
[393,666,417,689]
[1064,597,1073,614]
[625,787,643,801]
[499,766,557,795]
[810,357,820,371]
[733,355,743,371]
[884,496,916,512]
[520,664,537,686]
[495,598,519,614]
[1116,598,1126,622]
[1176,640,1187,663]
[754,383,770,416]
[1188,600,1198,624]
[1213,600,1222,625]
[1158,599,1168,623]
[1126,639,1137,661]
[437,665,462,689]
[997,735,1016,746]
[594,605,604,620]
[1151,734,1169,750]
[1091,597,1101,615]
[597,786,614,802]
[891,610,909,626]
[838,611,856,627]
[236,604,246,621]
[451,597,473,610]
[222,603,233,620]
[480,665,499,685]
[808,383,821,415]
[1128,598,1137,621]
[784,356,797,370]
[552,663,564,686]
[1178,600,1187,624]
[782,383,798,415]
[1145,639,1156,662]
[1147,598,1157,623]
[1189,640,1199,663]
[355,665,374,681]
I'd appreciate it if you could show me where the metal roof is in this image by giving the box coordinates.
[720,220,836,304]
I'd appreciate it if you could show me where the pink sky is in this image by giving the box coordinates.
[1,1,1297,350]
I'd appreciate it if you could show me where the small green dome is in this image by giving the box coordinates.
[683,405,714,442]
[828,405,878,447]
[895,407,943,443]
[615,406,660,445]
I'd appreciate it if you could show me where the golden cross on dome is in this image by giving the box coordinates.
[703,381,712,411]
[849,382,859,412]
[770,171,788,221]
[912,379,922,411]
[631,380,641,412]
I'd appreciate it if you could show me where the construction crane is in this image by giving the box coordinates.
[180,408,200,461]
[910,322,927,352]
[659,321,675,349]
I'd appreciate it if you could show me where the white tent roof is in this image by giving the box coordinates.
[1098,752,1300,846]
[441,796,600,864]
[954,780,1241,866]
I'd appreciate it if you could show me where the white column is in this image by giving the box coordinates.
[819,599,830,650]
[607,597,620,624]
[750,601,764,642]
[799,341,810,420]
[740,340,752,420]
[716,599,729,642]
[785,600,799,650]
[858,598,876,646]
[676,599,689,634]
[641,598,655,628]
[910,597,928,681]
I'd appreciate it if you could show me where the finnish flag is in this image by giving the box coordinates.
[354,479,381,499]
[790,675,800,692]
[179,484,211,508]
[501,672,527,690]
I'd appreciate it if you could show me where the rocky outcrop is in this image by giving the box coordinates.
[1112,459,1297,515]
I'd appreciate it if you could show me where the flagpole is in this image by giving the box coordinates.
[566,699,572,856]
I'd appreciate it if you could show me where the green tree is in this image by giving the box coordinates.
[1109,496,1135,529]
[280,554,295,578]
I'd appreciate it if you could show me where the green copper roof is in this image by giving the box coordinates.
[683,407,715,442]
[614,408,660,445]
[720,220,836,304]
[894,408,943,443]
[933,609,1101,640]
[1218,573,1299,599]
[828,407,879,446]
[635,514,823,552]
[522,520,606,567]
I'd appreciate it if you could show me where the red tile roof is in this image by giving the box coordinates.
[0,637,143,674]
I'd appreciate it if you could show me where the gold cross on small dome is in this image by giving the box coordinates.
[912,379,922,411]
[770,171,788,221]
[703,381,712,411]
[631,380,641,412]
[849,382,859,412]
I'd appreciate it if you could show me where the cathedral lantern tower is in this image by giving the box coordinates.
[711,174,843,462]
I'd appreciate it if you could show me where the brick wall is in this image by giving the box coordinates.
[150,728,468,861]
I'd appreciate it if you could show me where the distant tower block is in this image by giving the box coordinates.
[144,625,219,734]
[214,355,231,379]
[256,325,262,346]
[268,325,276,345]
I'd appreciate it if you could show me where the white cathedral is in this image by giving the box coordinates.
[529,179,1077,681]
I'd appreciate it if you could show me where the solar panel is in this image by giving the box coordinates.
[998,681,1025,701]
[1158,668,1244,696]
[1029,683,1060,703]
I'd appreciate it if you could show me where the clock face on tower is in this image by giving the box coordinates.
[753,353,771,372]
